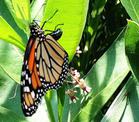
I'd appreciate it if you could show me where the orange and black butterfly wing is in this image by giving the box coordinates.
[21,37,45,116]
[35,35,69,91]
[21,23,69,116]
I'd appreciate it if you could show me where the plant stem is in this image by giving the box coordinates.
[44,95,56,122]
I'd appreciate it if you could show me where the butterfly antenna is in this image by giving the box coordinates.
[54,23,64,30]
[41,10,58,29]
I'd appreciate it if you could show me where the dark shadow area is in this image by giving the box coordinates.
[100,71,131,121]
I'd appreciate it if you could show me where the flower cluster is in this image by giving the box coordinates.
[65,67,91,103]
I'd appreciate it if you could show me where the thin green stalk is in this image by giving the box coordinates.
[44,95,56,122]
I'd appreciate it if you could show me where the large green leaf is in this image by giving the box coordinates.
[41,0,89,60]
[0,0,89,60]
[4,0,30,32]
[71,30,130,121]
[121,0,139,23]
[0,17,25,51]
[125,20,139,82]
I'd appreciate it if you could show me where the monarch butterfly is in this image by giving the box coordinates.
[21,21,69,116]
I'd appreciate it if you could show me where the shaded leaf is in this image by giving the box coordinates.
[0,106,27,122]
[120,80,139,121]
[125,20,139,82]
[101,75,135,122]
[102,75,139,122]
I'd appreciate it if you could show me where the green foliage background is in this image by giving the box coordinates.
[0,0,139,122]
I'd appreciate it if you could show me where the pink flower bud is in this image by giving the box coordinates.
[65,89,78,103]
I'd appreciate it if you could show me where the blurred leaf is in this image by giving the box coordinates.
[0,17,25,51]
[5,0,30,32]
[0,66,25,120]
[125,20,139,82]
[0,41,23,84]
[72,30,130,121]
[41,0,89,60]
[121,0,139,23]
[0,106,27,122]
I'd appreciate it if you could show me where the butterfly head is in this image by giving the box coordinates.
[30,22,44,37]
[50,28,63,40]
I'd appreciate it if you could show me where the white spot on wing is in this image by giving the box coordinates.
[31,91,35,99]
[25,60,28,65]
[36,64,39,68]
[24,104,28,109]
[25,74,28,80]
[24,86,30,92]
